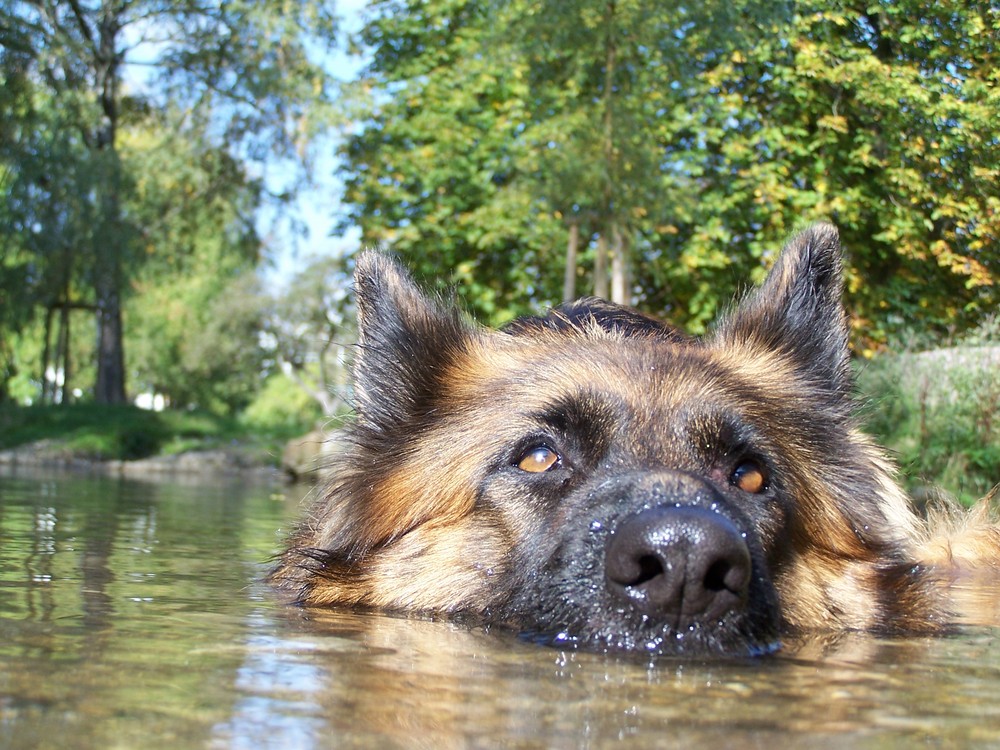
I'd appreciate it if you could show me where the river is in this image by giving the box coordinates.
[1,469,998,748]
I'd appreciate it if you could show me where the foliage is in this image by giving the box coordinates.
[0,0,339,402]
[0,402,300,463]
[690,0,1000,342]
[119,115,267,415]
[339,0,998,339]
[262,254,355,414]
[240,371,326,431]
[858,319,1000,505]
[339,0,565,323]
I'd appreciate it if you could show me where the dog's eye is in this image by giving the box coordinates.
[517,446,561,473]
[731,460,767,493]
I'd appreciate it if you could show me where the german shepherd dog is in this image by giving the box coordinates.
[270,224,1000,656]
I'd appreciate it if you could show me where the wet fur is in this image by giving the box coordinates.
[271,224,1000,655]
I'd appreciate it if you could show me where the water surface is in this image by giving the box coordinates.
[1,469,999,749]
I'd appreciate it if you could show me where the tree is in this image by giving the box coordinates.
[0,0,338,402]
[338,0,997,343]
[339,0,786,319]
[263,254,355,416]
[0,43,99,402]
[339,0,563,324]
[122,116,265,413]
[680,0,999,342]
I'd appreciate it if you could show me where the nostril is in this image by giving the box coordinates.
[633,554,665,586]
[703,558,733,593]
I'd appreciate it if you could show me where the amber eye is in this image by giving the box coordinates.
[517,446,560,473]
[731,460,767,493]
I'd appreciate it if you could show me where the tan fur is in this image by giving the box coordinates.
[917,489,1000,569]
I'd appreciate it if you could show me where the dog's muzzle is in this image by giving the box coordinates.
[605,505,752,628]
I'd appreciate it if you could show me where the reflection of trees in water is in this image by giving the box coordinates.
[0,475,142,656]
[0,473,260,656]
[0,472,291,747]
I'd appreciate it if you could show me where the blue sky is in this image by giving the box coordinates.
[257,0,368,292]
[122,0,369,293]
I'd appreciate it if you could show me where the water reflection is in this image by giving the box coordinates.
[211,611,330,749]
[1,469,1000,749]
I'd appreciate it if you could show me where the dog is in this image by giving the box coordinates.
[270,224,1000,656]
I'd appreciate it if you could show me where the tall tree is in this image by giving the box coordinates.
[677,0,999,341]
[340,0,787,319]
[340,0,563,323]
[339,0,997,343]
[0,0,338,402]
[122,115,265,413]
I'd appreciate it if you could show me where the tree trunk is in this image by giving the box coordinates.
[40,305,55,404]
[611,222,629,305]
[563,222,580,303]
[92,3,127,404]
[58,301,72,404]
[94,278,125,404]
[594,233,609,299]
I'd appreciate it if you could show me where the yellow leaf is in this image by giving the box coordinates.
[816,114,849,133]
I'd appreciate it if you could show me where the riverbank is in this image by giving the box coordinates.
[0,438,282,480]
[0,403,332,482]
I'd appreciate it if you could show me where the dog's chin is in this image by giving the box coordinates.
[513,613,783,658]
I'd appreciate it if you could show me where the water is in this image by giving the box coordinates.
[2,469,1000,749]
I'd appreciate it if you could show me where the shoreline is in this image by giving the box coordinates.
[0,428,336,483]
[0,439,283,482]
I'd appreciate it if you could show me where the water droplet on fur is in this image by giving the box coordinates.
[590,520,603,532]
[484,568,495,577]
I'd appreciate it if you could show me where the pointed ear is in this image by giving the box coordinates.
[712,224,851,394]
[351,251,474,430]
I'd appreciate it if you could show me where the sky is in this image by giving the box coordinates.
[256,0,369,292]
[121,0,369,294]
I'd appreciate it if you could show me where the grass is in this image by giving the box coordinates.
[0,402,306,464]
[857,344,1000,505]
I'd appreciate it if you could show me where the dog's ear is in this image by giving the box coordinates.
[352,250,473,430]
[713,223,850,395]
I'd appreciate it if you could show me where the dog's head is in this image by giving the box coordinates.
[275,225,940,656]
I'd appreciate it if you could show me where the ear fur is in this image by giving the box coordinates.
[712,223,851,396]
[352,250,474,431]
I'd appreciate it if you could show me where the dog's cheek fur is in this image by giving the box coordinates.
[761,414,944,633]
[271,412,516,607]
[299,515,512,612]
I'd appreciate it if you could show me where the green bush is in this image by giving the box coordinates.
[0,402,296,463]
[857,327,1000,505]
[240,372,325,431]
[0,403,169,459]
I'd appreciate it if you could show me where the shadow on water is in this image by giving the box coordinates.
[1,468,1000,749]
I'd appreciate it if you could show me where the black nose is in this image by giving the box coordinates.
[605,506,752,625]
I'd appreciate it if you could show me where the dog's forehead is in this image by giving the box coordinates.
[457,330,743,413]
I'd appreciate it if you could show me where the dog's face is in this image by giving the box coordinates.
[273,225,942,657]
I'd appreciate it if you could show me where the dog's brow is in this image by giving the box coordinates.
[686,409,760,461]
[530,391,620,449]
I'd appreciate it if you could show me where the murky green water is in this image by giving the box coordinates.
[2,469,1000,749]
